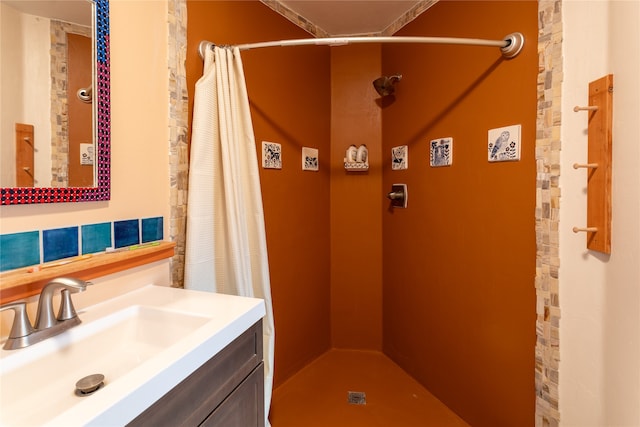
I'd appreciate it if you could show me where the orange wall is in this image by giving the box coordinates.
[186,1,332,387]
[381,1,538,426]
[67,33,93,187]
[330,45,383,350]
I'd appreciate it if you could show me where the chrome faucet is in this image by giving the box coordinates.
[0,277,91,350]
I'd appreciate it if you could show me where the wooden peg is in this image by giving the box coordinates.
[572,163,599,169]
[572,227,598,233]
[573,105,599,112]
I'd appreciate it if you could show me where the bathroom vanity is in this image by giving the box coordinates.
[128,320,264,426]
[0,285,266,426]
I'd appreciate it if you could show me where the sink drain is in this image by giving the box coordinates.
[75,374,105,397]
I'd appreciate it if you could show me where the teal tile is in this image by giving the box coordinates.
[82,222,112,254]
[114,219,139,248]
[141,217,163,243]
[0,231,40,272]
[43,227,79,262]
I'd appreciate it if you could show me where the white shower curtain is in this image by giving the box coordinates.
[184,46,275,426]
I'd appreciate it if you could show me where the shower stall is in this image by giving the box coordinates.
[185,1,538,426]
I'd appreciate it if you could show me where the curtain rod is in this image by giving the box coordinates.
[199,32,524,59]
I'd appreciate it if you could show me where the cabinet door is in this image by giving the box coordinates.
[201,363,265,427]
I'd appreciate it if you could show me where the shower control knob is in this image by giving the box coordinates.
[387,184,407,208]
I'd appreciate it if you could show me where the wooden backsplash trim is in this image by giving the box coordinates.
[0,241,175,305]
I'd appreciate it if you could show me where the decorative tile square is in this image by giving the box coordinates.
[392,145,408,170]
[488,124,521,162]
[0,231,40,272]
[430,137,453,167]
[43,226,79,263]
[82,222,112,254]
[114,219,140,248]
[302,147,319,171]
[262,141,282,169]
[142,217,164,243]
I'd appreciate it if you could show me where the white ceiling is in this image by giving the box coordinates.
[1,0,91,27]
[2,0,431,38]
[275,0,433,36]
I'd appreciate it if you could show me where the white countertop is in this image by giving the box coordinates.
[0,284,265,426]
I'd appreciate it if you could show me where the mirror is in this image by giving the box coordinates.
[0,0,110,205]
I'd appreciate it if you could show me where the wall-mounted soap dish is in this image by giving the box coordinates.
[344,161,369,171]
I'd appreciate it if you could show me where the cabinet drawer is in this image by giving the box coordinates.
[201,362,264,427]
[128,320,263,427]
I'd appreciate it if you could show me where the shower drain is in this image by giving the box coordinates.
[347,391,366,405]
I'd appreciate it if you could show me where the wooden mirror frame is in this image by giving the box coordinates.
[0,0,110,205]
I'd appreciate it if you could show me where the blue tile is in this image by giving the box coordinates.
[43,227,79,263]
[82,222,112,254]
[114,219,139,248]
[0,231,40,272]
[141,217,163,243]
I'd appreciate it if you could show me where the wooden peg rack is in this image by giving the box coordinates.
[573,74,613,254]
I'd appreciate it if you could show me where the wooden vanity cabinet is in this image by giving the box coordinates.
[128,320,264,427]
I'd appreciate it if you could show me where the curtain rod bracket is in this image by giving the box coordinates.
[198,40,213,59]
[500,32,525,59]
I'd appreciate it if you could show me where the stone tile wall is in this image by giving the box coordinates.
[535,1,562,426]
[167,0,189,287]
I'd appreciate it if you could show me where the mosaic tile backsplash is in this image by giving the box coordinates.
[0,216,164,272]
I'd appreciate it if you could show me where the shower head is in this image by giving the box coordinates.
[373,75,402,97]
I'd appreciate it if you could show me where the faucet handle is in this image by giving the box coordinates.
[35,277,91,330]
[57,289,79,321]
[0,302,35,347]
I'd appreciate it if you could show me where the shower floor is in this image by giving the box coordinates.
[269,349,469,427]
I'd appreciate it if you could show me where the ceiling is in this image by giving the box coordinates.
[3,1,435,38]
[2,0,92,27]
[269,0,437,36]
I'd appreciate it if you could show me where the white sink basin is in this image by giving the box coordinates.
[0,285,265,426]
[1,306,208,425]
